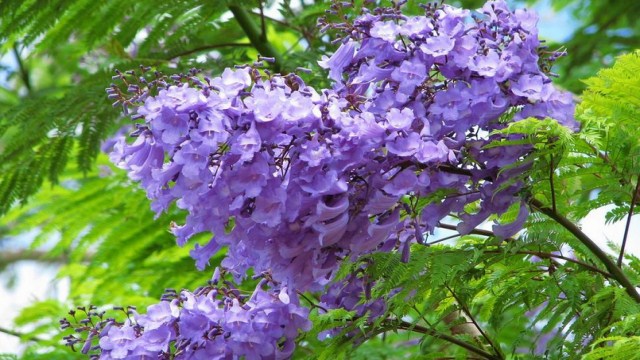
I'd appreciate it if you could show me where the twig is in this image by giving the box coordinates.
[488,250,613,279]
[169,42,252,60]
[425,233,462,246]
[585,142,628,186]
[445,285,505,360]
[228,4,283,72]
[296,290,328,312]
[0,326,43,342]
[549,154,557,213]
[257,0,266,41]
[12,43,31,94]
[618,174,640,266]
[0,250,92,266]
[436,222,613,278]
[438,218,617,279]
[390,320,501,360]
[530,198,640,303]
[249,10,290,27]
[436,222,515,243]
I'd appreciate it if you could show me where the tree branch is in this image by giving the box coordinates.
[445,285,505,360]
[0,250,92,266]
[489,250,613,279]
[257,0,266,41]
[549,154,557,213]
[618,174,640,266]
[0,326,42,342]
[436,222,515,242]
[530,198,640,303]
[169,43,252,60]
[435,222,613,278]
[390,320,501,360]
[12,43,31,94]
[228,3,283,72]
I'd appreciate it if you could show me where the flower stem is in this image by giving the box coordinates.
[530,198,640,303]
[390,320,501,360]
[618,174,640,266]
[228,3,283,72]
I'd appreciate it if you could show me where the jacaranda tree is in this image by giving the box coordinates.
[1,1,639,359]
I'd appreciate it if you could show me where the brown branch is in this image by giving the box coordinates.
[436,222,515,242]
[12,43,31,94]
[169,43,252,60]
[390,320,501,360]
[228,4,283,72]
[0,326,43,342]
[618,174,640,266]
[0,250,92,266]
[530,198,640,303]
[436,222,614,278]
[491,250,613,279]
[445,285,505,360]
[549,154,557,213]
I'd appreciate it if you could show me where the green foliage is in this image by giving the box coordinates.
[584,337,640,360]
[556,51,640,223]
[0,157,220,354]
[0,1,332,356]
[1,1,639,359]
[0,0,328,216]
[542,1,640,93]
[292,52,640,359]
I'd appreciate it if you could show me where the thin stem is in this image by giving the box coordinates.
[425,233,461,246]
[530,198,640,303]
[0,326,42,342]
[585,142,628,185]
[445,285,505,360]
[439,220,615,278]
[436,222,515,242]
[487,250,613,279]
[390,320,500,360]
[169,42,252,59]
[436,221,612,277]
[0,250,92,266]
[618,174,640,266]
[296,290,328,312]
[549,154,557,213]
[228,3,283,72]
[250,10,290,27]
[257,0,266,41]
[12,43,31,94]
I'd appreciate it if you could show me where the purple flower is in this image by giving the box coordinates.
[383,168,418,196]
[415,140,450,164]
[370,21,398,42]
[420,34,455,57]
[102,0,579,334]
[318,40,357,82]
[232,122,261,163]
[391,59,428,95]
[469,50,501,77]
[386,108,414,130]
[511,74,544,101]
[210,68,252,97]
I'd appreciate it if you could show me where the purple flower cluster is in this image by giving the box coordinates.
[92,0,579,357]
[63,272,311,359]
[111,0,574,291]
[317,0,577,242]
[110,66,402,290]
[317,271,389,341]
